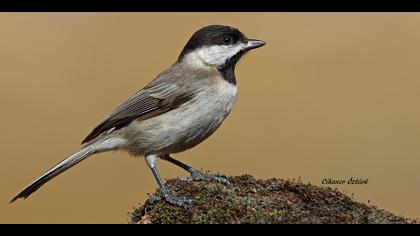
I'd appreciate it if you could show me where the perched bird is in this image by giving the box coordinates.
[11,25,265,207]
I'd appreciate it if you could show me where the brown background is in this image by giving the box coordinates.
[1,13,419,223]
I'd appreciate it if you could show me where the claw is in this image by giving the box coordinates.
[182,169,231,185]
[147,190,194,208]
[147,195,162,205]
[148,189,194,208]
[162,192,194,208]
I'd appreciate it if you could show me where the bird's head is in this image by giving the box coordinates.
[178,25,265,70]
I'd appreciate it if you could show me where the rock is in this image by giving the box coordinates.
[129,175,417,224]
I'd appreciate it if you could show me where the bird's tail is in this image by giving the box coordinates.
[10,137,124,203]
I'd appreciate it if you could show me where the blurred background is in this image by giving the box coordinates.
[1,13,419,223]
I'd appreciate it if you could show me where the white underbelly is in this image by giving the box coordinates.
[123,80,237,156]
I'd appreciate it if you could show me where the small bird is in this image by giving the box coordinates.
[11,25,265,207]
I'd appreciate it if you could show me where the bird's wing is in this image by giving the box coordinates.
[82,70,196,144]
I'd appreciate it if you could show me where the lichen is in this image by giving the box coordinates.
[129,175,417,224]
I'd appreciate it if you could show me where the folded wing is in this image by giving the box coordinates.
[82,76,195,144]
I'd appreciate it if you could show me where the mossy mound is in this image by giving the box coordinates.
[130,175,416,224]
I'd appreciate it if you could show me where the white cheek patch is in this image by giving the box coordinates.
[184,43,246,67]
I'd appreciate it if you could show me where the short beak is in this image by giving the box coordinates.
[245,39,266,50]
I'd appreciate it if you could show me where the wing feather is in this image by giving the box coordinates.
[82,75,194,144]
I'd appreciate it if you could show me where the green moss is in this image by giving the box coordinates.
[130,175,417,224]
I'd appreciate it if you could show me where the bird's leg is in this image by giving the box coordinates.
[145,155,193,208]
[161,154,230,185]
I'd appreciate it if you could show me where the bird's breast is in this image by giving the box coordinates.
[123,76,238,155]
[174,77,238,144]
[165,74,238,126]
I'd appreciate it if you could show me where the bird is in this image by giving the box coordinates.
[10,25,265,207]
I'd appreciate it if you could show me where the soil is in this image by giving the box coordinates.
[130,175,417,224]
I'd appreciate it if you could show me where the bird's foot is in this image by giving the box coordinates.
[148,189,193,208]
[163,192,194,208]
[181,168,231,185]
[147,195,161,205]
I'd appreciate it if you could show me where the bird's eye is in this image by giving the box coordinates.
[223,36,232,44]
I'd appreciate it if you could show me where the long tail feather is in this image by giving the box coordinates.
[10,138,124,203]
